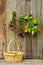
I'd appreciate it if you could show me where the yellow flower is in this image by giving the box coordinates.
[23,26,28,33]
[25,29,28,33]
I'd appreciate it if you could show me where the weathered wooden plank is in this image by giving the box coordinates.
[36,0,42,59]
[1,0,6,13]
[23,35,27,58]
[31,0,37,59]
[25,0,32,59]
[25,0,31,16]
[0,0,7,58]
[42,0,43,23]
[31,0,37,18]
[42,0,43,59]
[26,34,32,59]
[0,0,2,14]
[16,0,25,19]
[16,35,26,58]
[31,36,37,59]
[16,0,27,58]
[7,0,17,51]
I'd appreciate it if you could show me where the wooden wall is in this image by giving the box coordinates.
[6,0,43,59]
[0,0,7,58]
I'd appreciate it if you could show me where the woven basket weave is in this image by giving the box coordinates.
[3,39,24,63]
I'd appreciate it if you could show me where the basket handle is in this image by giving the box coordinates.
[7,39,20,51]
[7,39,14,51]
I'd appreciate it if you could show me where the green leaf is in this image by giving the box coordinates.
[26,22,30,27]
[33,19,38,25]
[31,27,34,31]
[27,28,31,33]
[19,15,28,21]
[31,31,35,35]
[13,51,18,57]
[12,11,16,17]
[19,15,24,19]
[34,26,38,29]
[23,16,28,20]
[30,16,33,19]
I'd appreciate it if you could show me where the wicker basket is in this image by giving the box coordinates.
[3,39,24,63]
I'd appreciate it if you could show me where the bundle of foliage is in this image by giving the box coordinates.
[23,11,40,35]
[9,11,16,28]
[9,11,40,36]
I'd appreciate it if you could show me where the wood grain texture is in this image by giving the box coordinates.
[25,0,31,16]
[42,0,43,59]
[7,0,17,51]
[16,0,25,19]
[31,0,37,59]
[36,0,42,59]
[16,0,27,58]
[0,0,42,59]
[0,0,7,58]
[26,34,32,59]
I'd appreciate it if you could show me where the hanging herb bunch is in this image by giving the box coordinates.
[9,11,16,30]
[9,11,40,36]
[23,11,40,36]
